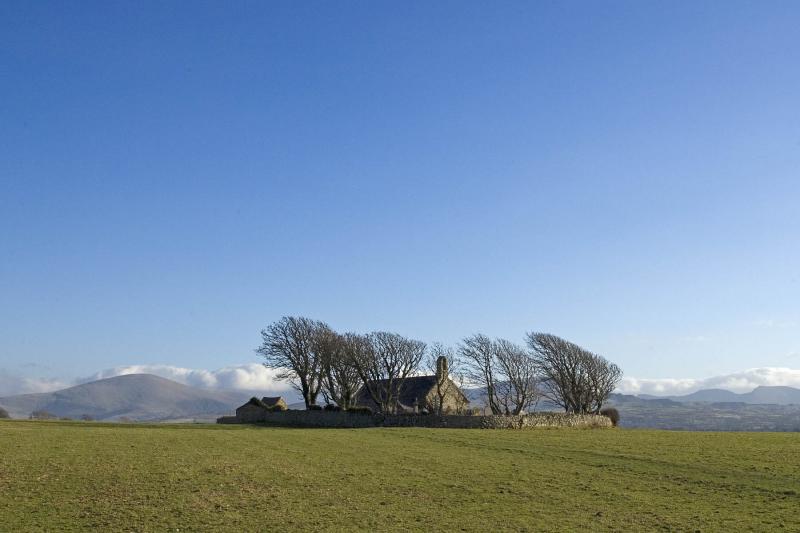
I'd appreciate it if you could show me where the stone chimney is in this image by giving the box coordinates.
[436,356,448,383]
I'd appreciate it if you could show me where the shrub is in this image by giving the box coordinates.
[0,406,9,419]
[308,404,323,410]
[324,404,342,412]
[60,416,73,421]
[600,407,620,427]
[80,414,95,421]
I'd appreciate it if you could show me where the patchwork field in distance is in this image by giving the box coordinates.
[0,420,798,531]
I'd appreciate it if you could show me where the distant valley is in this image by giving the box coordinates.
[608,387,800,431]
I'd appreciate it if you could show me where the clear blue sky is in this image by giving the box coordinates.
[2,1,799,391]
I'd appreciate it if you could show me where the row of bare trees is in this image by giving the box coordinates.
[257,317,427,413]
[256,316,622,415]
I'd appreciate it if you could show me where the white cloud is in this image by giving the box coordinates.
[0,370,69,396]
[618,367,800,396]
[82,363,293,393]
[0,363,295,398]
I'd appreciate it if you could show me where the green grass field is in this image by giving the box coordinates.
[1,420,798,531]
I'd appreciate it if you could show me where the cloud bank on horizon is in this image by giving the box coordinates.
[0,363,293,397]
[83,364,294,394]
[0,372,69,397]
[617,367,800,395]
[3,365,800,398]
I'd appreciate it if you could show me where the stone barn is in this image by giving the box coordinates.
[234,396,288,421]
[261,396,288,411]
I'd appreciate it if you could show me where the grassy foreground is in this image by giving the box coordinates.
[1,420,798,531]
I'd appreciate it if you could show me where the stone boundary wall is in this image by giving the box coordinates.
[382,412,611,429]
[221,409,378,428]
[217,410,611,429]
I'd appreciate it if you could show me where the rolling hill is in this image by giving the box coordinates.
[0,374,254,421]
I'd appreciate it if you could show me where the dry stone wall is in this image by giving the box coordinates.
[220,408,377,427]
[217,409,611,429]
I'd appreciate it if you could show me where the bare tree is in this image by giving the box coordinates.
[257,316,326,409]
[425,343,468,415]
[494,339,540,415]
[459,334,504,415]
[526,332,621,414]
[317,330,363,410]
[585,353,622,413]
[348,331,425,414]
[526,333,583,413]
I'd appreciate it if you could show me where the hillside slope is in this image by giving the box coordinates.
[0,374,252,421]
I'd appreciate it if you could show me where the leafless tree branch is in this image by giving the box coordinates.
[256,316,326,409]
[348,331,426,414]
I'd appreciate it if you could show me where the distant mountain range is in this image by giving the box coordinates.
[3,375,799,431]
[638,386,800,405]
[0,374,254,421]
